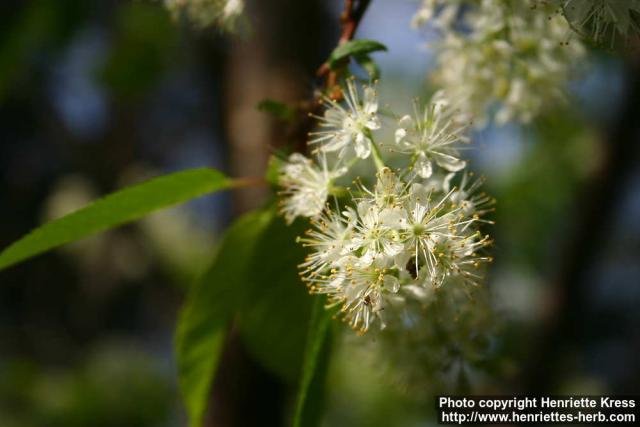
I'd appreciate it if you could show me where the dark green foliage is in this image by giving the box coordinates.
[98,2,179,100]
[257,99,296,123]
[176,208,316,427]
[176,209,274,427]
[0,346,172,427]
[292,297,333,427]
[237,215,312,383]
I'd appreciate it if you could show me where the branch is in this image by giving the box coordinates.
[290,0,371,153]
[316,0,372,95]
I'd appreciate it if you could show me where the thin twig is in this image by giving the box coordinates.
[317,0,372,96]
[291,0,372,153]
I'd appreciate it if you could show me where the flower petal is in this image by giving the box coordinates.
[363,87,379,114]
[383,275,400,293]
[415,154,433,178]
[394,127,407,144]
[434,152,466,172]
[323,132,351,152]
[354,132,371,159]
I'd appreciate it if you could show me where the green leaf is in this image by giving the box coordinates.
[257,99,296,122]
[265,154,285,186]
[176,209,275,427]
[237,215,312,383]
[353,53,380,79]
[176,208,321,426]
[0,168,232,272]
[292,297,333,427]
[328,39,387,69]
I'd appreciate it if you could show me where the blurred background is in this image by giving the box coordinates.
[1,1,639,426]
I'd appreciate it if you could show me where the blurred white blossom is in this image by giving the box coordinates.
[411,0,464,29]
[164,0,244,30]
[278,80,494,335]
[415,0,586,125]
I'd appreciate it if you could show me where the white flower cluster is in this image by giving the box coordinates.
[344,274,498,396]
[278,153,347,225]
[411,0,465,29]
[164,0,244,30]
[558,0,640,43]
[414,0,586,125]
[277,79,493,334]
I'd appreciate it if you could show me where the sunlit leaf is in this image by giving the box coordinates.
[328,39,387,69]
[176,209,275,427]
[0,168,233,272]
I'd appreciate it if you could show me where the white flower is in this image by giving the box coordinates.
[449,173,495,217]
[309,79,380,159]
[296,167,493,334]
[393,93,469,178]
[275,78,495,335]
[356,167,408,209]
[278,153,346,224]
[298,208,356,276]
[373,167,406,207]
[403,174,494,287]
[305,265,401,334]
[423,230,493,288]
[403,187,458,275]
[348,200,406,266]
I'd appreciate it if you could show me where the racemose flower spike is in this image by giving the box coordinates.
[413,0,586,126]
[277,79,494,335]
